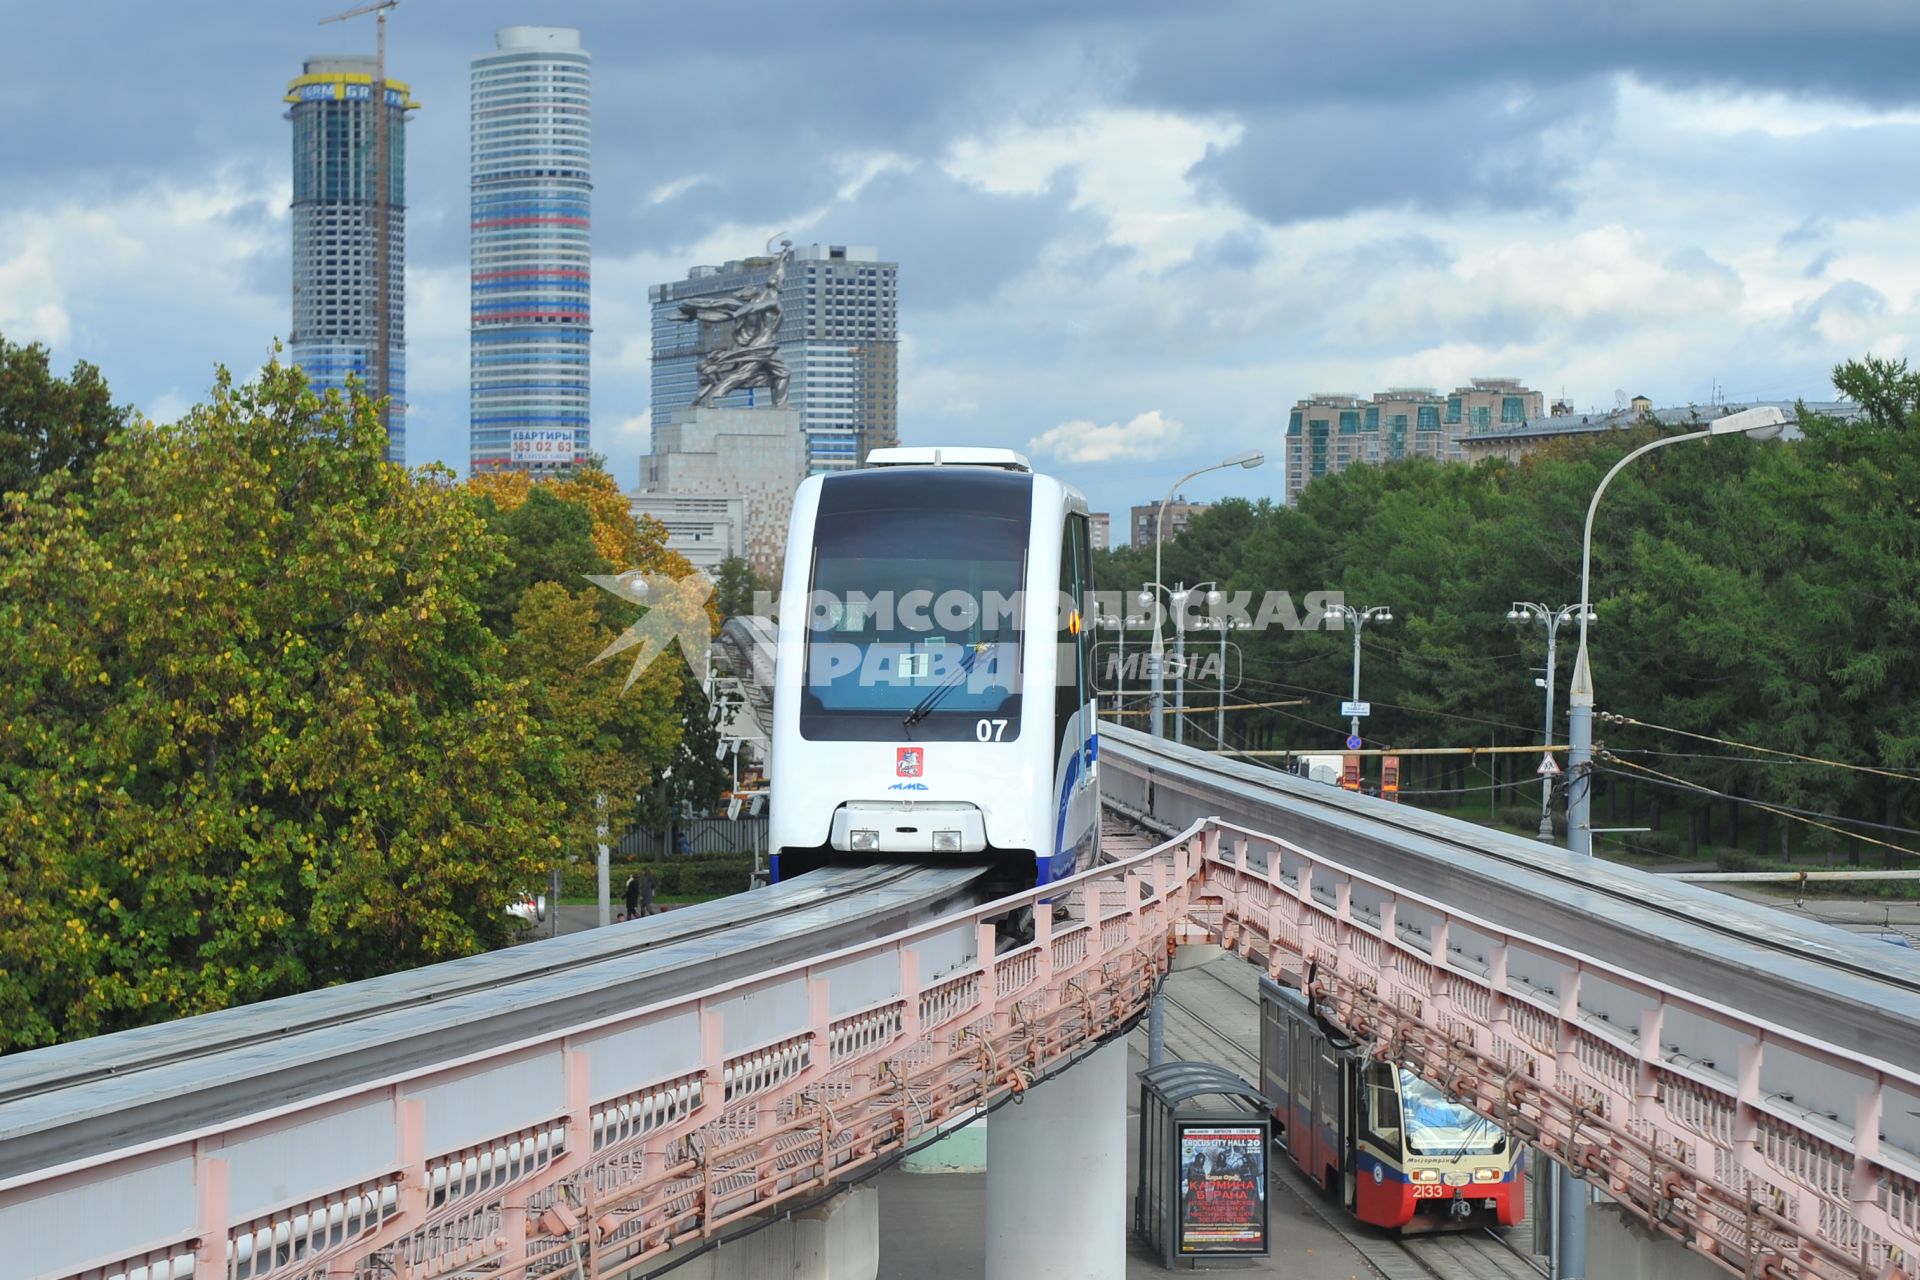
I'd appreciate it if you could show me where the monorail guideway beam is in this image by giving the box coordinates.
[8,804,1920,1279]
[0,853,1183,1280]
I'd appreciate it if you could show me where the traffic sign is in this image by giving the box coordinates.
[1345,734,1363,750]
[1340,700,1371,718]
[1537,753,1561,777]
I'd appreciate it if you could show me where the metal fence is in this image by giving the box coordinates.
[616,817,767,858]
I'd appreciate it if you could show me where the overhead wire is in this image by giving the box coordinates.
[1228,665,1543,737]
[1608,747,1911,770]
[1601,712,1920,782]
[1597,762,1920,838]
[1163,690,1543,805]
[1600,753,1920,861]
[1395,776,1544,799]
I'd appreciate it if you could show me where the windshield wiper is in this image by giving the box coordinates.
[1448,1113,1496,1163]
[902,642,992,728]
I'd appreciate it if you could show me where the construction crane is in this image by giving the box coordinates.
[321,0,399,444]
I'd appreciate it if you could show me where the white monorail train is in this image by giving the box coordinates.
[769,447,1100,890]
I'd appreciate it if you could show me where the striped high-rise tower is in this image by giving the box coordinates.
[286,56,416,464]
[469,27,592,473]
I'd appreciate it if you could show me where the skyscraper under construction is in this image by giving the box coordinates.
[285,56,416,464]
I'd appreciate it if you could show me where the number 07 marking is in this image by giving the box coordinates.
[976,718,1008,742]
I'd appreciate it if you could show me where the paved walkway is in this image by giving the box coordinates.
[519,902,676,939]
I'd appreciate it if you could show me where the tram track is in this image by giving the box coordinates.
[1148,964,1549,1280]
[1107,796,1551,1280]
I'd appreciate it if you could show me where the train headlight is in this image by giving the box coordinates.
[932,830,963,852]
[850,829,880,851]
[1473,1168,1501,1183]
[1411,1169,1440,1183]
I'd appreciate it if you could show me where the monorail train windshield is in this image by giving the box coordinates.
[1399,1070,1504,1156]
[800,470,1032,742]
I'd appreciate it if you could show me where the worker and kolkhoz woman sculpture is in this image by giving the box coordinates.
[680,238,793,408]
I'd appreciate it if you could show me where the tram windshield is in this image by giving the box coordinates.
[1399,1070,1504,1156]
[801,472,1031,742]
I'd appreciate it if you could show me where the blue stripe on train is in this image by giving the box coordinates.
[1046,732,1100,885]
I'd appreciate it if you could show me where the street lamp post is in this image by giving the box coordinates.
[1507,602,1590,841]
[1555,405,1784,1280]
[1321,602,1393,741]
[1148,451,1265,739]
[1565,406,1787,857]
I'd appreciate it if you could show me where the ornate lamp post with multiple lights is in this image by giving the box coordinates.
[1320,602,1392,742]
[1506,602,1591,840]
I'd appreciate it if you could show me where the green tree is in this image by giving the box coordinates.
[504,582,681,860]
[712,555,762,620]
[0,361,563,1048]
[472,486,611,633]
[463,466,712,846]
[0,332,129,496]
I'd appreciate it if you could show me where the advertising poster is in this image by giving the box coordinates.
[510,429,575,463]
[1178,1124,1267,1252]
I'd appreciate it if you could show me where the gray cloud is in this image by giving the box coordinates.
[6,0,1920,522]
[825,167,1096,307]
[1123,1,1920,113]
[1190,82,1607,225]
[1784,280,1889,345]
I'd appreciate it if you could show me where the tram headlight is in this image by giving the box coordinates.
[850,829,880,851]
[1411,1169,1440,1183]
[932,830,963,852]
[1473,1168,1501,1182]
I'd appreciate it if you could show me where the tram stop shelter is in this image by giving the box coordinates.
[1136,1061,1272,1268]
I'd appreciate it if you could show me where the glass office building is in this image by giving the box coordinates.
[286,56,415,465]
[468,27,592,473]
[649,244,898,474]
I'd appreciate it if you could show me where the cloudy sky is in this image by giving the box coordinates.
[4,1,1918,526]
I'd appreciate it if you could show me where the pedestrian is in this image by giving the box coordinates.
[641,867,657,917]
[624,873,640,921]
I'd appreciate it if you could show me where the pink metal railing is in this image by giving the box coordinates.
[1185,820,1920,1280]
[21,818,1920,1280]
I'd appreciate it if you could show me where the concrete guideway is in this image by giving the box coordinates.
[6,733,1920,1277]
[0,851,1179,1280]
[1101,723,1920,1068]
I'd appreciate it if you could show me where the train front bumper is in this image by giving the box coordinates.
[831,802,989,855]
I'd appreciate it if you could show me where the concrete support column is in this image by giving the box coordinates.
[1557,1162,1587,1280]
[1585,1199,1723,1280]
[985,1039,1127,1279]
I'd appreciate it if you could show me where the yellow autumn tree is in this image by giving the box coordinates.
[467,467,699,588]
